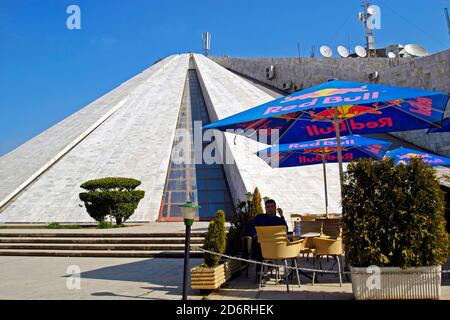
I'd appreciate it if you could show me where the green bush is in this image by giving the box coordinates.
[226,201,256,256]
[226,187,263,256]
[80,177,141,192]
[98,220,112,229]
[251,187,264,215]
[342,158,449,268]
[47,222,62,229]
[203,210,226,267]
[79,177,145,225]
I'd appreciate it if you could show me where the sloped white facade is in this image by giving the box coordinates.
[193,54,342,219]
[0,54,189,223]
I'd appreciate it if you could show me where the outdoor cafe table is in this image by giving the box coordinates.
[299,232,321,238]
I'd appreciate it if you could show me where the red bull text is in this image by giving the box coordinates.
[298,152,354,164]
[282,86,369,103]
[305,118,393,137]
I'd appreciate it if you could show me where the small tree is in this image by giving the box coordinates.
[79,177,145,225]
[203,210,226,267]
[342,158,449,268]
[251,187,264,215]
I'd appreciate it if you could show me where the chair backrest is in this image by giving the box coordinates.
[255,226,303,260]
[312,237,343,256]
[322,218,343,239]
[300,221,323,234]
[300,215,316,221]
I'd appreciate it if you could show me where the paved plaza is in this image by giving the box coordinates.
[1,254,449,300]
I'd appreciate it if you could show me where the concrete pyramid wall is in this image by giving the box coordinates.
[0,54,189,223]
[0,53,343,224]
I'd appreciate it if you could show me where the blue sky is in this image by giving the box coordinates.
[0,0,449,156]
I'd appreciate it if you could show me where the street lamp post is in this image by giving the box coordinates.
[179,201,200,301]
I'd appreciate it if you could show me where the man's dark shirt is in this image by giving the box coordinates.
[246,213,288,238]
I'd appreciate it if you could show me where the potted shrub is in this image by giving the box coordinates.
[226,188,263,273]
[79,177,145,226]
[191,210,232,290]
[342,158,449,300]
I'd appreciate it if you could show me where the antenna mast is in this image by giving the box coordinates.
[359,0,376,57]
[202,32,211,56]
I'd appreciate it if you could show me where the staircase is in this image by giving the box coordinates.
[0,232,205,258]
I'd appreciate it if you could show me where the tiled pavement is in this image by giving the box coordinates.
[0,256,203,300]
[1,254,448,300]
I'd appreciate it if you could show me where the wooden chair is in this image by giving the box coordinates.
[256,226,305,292]
[312,237,344,286]
[321,219,343,239]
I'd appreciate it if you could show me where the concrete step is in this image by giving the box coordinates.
[0,243,203,251]
[0,237,205,244]
[0,232,206,238]
[0,249,203,258]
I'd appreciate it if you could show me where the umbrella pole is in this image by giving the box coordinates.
[322,148,329,219]
[333,106,344,192]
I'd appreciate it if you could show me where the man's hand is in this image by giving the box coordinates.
[277,208,283,217]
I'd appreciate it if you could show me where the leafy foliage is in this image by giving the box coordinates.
[226,187,262,255]
[80,177,141,192]
[251,187,264,215]
[342,158,449,268]
[79,178,145,225]
[203,210,227,267]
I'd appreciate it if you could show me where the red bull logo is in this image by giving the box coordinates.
[283,86,369,103]
[309,104,382,122]
[305,117,393,137]
[303,147,347,154]
[264,89,380,116]
[363,144,384,155]
[298,152,354,164]
[288,138,355,150]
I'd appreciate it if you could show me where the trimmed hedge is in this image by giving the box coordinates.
[342,158,449,268]
[203,210,226,267]
[79,178,145,225]
[80,177,141,192]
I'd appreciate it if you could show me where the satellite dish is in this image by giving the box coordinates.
[337,46,349,58]
[399,48,411,57]
[367,6,377,15]
[320,45,333,58]
[355,45,367,58]
[404,44,429,57]
[387,52,396,59]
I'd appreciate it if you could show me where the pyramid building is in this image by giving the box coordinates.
[1,52,448,224]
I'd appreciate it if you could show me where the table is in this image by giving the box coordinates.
[299,232,321,238]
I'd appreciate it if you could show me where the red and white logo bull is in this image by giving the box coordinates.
[264,86,380,116]
[283,86,369,103]
[309,104,382,122]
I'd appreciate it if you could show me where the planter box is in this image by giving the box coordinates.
[191,261,234,290]
[351,266,441,300]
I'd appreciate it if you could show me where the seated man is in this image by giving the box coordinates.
[246,199,288,272]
